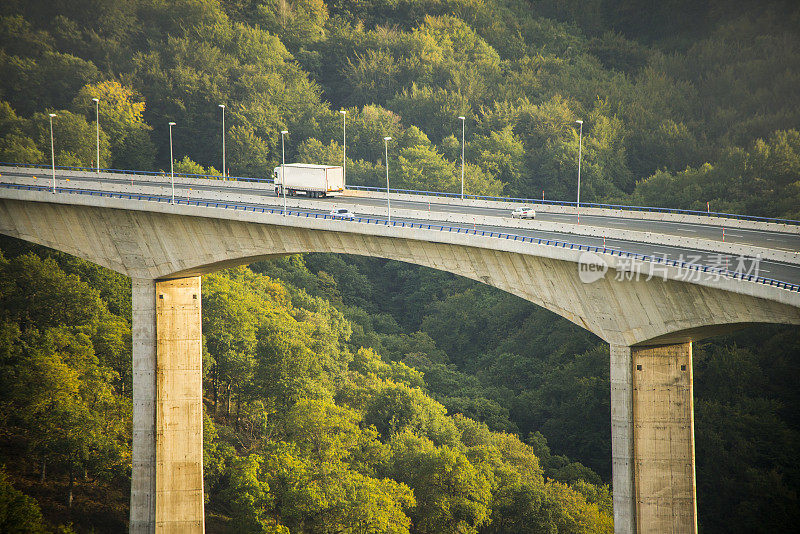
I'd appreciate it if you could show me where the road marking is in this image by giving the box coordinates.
[8,170,799,260]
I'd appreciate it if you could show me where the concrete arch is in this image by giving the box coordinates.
[2,197,798,346]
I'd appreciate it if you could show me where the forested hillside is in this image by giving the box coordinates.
[1,0,799,532]
[1,0,799,215]
[0,240,614,533]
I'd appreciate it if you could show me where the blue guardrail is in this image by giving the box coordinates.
[1,180,797,293]
[2,161,799,226]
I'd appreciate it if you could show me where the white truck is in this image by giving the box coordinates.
[273,164,345,198]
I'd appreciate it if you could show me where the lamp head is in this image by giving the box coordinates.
[48,113,56,117]
[92,98,99,102]
[168,122,176,126]
[281,130,288,134]
[340,110,346,115]
[458,116,466,120]
[575,120,583,125]
[219,104,225,109]
[384,136,391,141]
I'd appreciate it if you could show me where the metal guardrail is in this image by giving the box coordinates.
[3,162,798,226]
[2,181,798,293]
[345,185,800,226]
[0,162,263,183]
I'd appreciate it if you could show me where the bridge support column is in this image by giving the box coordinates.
[130,277,204,533]
[610,343,697,534]
[611,345,636,533]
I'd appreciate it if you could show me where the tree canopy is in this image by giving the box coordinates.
[1,0,799,531]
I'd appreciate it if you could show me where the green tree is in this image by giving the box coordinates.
[365,382,460,446]
[0,101,44,163]
[6,326,127,507]
[0,253,107,331]
[223,453,287,533]
[0,14,100,116]
[0,469,48,534]
[469,126,525,190]
[253,0,330,51]
[73,80,155,169]
[387,431,492,534]
[203,270,263,417]
[172,155,220,176]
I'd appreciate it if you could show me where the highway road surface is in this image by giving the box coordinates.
[2,167,798,285]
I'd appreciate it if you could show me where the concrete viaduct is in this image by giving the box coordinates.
[1,167,799,533]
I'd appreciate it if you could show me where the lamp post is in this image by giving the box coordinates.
[168,122,176,204]
[92,98,100,175]
[458,116,465,200]
[384,136,392,222]
[219,104,226,179]
[281,130,288,215]
[340,110,346,185]
[575,119,583,224]
[48,113,56,193]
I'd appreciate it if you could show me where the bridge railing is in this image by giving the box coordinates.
[344,185,800,226]
[3,162,799,227]
[0,161,264,183]
[2,181,798,294]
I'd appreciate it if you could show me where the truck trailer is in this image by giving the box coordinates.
[273,164,345,198]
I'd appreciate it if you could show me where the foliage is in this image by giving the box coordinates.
[1,0,800,531]
[172,155,221,176]
[0,469,48,533]
[0,250,130,522]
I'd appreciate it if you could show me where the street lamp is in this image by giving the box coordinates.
[575,119,583,224]
[340,110,346,185]
[458,116,466,200]
[219,104,226,179]
[92,98,100,175]
[48,113,56,193]
[384,136,392,222]
[168,122,176,204]
[281,130,288,215]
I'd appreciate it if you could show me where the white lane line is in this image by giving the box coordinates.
[577,214,799,236]
[13,170,800,246]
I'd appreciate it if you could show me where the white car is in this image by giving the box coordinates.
[329,208,355,220]
[511,206,536,219]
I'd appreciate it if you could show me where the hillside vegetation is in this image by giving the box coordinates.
[0,242,614,533]
[1,0,799,532]
[0,0,799,215]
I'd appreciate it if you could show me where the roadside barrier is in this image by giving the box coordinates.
[2,180,797,293]
[3,162,798,226]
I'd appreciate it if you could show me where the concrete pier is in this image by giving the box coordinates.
[611,345,636,533]
[611,343,698,534]
[131,279,157,533]
[131,278,204,533]
[632,343,697,533]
